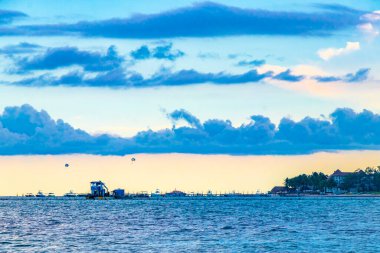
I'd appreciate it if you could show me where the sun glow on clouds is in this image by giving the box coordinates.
[317,42,360,61]
[358,23,379,37]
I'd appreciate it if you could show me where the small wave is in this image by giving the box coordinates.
[221,225,234,230]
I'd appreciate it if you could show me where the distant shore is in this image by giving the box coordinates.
[2,194,380,199]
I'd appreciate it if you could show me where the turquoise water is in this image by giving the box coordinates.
[0,197,379,252]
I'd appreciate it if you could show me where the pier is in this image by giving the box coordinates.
[21,180,269,199]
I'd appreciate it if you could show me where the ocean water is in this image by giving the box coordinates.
[0,197,380,252]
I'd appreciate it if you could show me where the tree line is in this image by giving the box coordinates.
[284,167,380,193]
[284,172,335,192]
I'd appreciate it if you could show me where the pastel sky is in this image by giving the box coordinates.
[1,1,380,194]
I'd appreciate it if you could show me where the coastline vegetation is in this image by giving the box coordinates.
[284,167,380,193]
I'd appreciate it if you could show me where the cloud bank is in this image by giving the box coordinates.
[13,68,273,87]
[2,2,364,38]
[2,104,380,155]
[12,65,371,88]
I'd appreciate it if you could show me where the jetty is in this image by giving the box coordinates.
[21,180,269,199]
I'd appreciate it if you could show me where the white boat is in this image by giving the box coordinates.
[36,191,46,197]
[64,190,77,197]
[25,193,35,197]
[47,193,56,197]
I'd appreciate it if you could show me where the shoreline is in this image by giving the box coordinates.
[2,194,380,199]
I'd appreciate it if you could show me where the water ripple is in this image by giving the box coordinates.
[0,198,380,252]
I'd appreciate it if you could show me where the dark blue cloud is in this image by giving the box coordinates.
[237,59,266,67]
[133,107,380,154]
[273,69,304,82]
[0,42,42,55]
[0,104,133,155]
[130,43,184,60]
[345,68,370,82]
[314,68,370,83]
[4,2,364,38]
[149,69,272,86]
[314,76,341,82]
[0,9,27,24]
[12,67,370,88]
[13,68,272,87]
[14,46,123,72]
[169,109,203,129]
[85,69,142,87]
[130,45,150,60]
[2,104,380,155]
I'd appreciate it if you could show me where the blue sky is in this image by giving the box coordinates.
[1,0,380,155]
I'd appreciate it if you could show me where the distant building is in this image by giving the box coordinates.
[329,170,351,186]
[165,190,186,197]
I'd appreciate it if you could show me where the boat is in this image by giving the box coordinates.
[64,190,77,197]
[36,191,46,197]
[25,193,35,197]
[150,189,162,198]
[133,191,150,199]
[47,193,56,197]
[86,181,110,199]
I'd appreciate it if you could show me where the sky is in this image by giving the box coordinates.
[1,1,380,194]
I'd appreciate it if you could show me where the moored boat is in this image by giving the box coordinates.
[36,191,46,197]
[151,189,162,198]
[64,190,77,197]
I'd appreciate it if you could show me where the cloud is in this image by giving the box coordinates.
[13,68,272,87]
[130,45,150,60]
[273,69,304,82]
[361,10,380,22]
[0,9,27,24]
[134,107,380,154]
[358,23,379,36]
[11,65,370,88]
[150,69,272,86]
[317,41,360,61]
[168,109,203,129]
[0,42,42,55]
[14,68,140,87]
[313,76,341,82]
[344,68,370,82]
[237,59,266,67]
[3,2,364,38]
[130,43,184,61]
[14,46,123,72]
[16,65,371,88]
[2,104,380,155]
[197,52,220,59]
[314,68,370,83]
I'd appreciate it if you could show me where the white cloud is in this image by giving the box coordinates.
[358,23,379,36]
[362,11,380,22]
[358,11,380,38]
[317,42,360,61]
